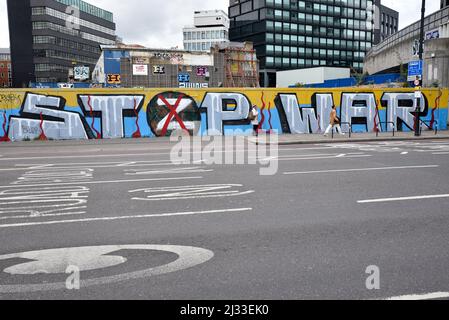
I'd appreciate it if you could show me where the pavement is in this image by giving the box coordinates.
[0,133,449,300]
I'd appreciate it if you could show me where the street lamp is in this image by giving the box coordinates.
[414,0,426,136]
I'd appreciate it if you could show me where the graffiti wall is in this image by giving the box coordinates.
[0,88,448,141]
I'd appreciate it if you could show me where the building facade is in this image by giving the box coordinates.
[0,49,12,88]
[183,10,230,52]
[228,0,393,87]
[7,0,116,87]
[372,0,399,44]
[92,42,259,88]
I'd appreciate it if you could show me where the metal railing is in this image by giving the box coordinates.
[376,122,396,137]
[419,119,438,135]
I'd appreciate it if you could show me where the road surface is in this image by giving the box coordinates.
[0,137,448,300]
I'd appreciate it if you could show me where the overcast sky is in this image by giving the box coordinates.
[0,0,442,49]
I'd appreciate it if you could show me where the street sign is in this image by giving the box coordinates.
[74,66,90,81]
[408,60,423,82]
[178,73,190,83]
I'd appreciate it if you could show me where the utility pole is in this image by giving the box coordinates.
[415,0,426,136]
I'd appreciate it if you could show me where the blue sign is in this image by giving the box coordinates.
[426,29,439,40]
[178,73,190,83]
[408,60,423,81]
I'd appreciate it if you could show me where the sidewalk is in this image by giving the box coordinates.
[253,130,449,145]
[1,130,448,148]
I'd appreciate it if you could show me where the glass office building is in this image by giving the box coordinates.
[7,0,116,87]
[229,0,376,87]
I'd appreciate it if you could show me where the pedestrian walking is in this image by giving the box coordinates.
[324,105,345,136]
[249,105,260,136]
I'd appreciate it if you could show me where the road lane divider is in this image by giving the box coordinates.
[0,208,253,229]
[358,193,449,204]
[284,165,439,175]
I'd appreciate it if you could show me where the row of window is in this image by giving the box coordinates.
[265,55,364,68]
[35,63,70,73]
[33,36,101,54]
[34,49,98,64]
[267,0,372,10]
[32,21,115,45]
[266,32,372,49]
[265,6,370,21]
[266,45,365,58]
[183,29,228,41]
[0,63,12,68]
[266,21,372,41]
[184,41,228,51]
[231,0,373,16]
[32,7,115,36]
[55,0,113,22]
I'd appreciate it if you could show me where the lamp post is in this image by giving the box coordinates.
[414,0,426,136]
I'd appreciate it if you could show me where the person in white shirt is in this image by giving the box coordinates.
[249,106,260,136]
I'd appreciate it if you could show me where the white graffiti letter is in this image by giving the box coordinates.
[341,93,378,132]
[277,94,319,134]
[79,95,145,139]
[201,93,251,136]
[7,93,89,141]
[382,92,426,131]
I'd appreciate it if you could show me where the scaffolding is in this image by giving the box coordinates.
[220,42,260,88]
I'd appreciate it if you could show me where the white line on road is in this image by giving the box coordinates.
[433,152,449,155]
[277,154,372,162]
[0,176,203,189]
[358,193,449,204]
[284,165,439,175]
[0,207,253,228]
[384,292,449,300]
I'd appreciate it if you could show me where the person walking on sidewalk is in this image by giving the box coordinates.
[249,105,260,136]
[324,105,345,136]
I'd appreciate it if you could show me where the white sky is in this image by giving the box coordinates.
[0,0,442,49]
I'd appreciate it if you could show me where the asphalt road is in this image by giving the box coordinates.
[0,137,449,300]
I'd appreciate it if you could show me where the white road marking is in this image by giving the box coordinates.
[0,147,338,161]
[0,212,85,221]
[125,167,213,176]
[277,154,372,161]
[433,152,449,155]
[129,184,254,201]
[358,194,449,204]
[0,176,203,189]
[384,292,449,300]
[401,152,409,155]
[0,245,214,293]
[284,165,439,175]
[0,207,253,229]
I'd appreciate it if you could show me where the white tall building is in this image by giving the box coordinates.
[183,10,230,52]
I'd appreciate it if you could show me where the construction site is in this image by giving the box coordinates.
[92,42,260,88]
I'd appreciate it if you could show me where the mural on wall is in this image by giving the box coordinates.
[0,88,447,142]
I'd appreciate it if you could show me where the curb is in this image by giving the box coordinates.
[254,135,449,146]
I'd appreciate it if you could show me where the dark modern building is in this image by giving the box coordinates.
[7,0,116,87]
[442,0,449,9]
[374,1,399,43]
[228,0,398,87]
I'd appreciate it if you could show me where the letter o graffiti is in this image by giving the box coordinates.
[146,91,201,137]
